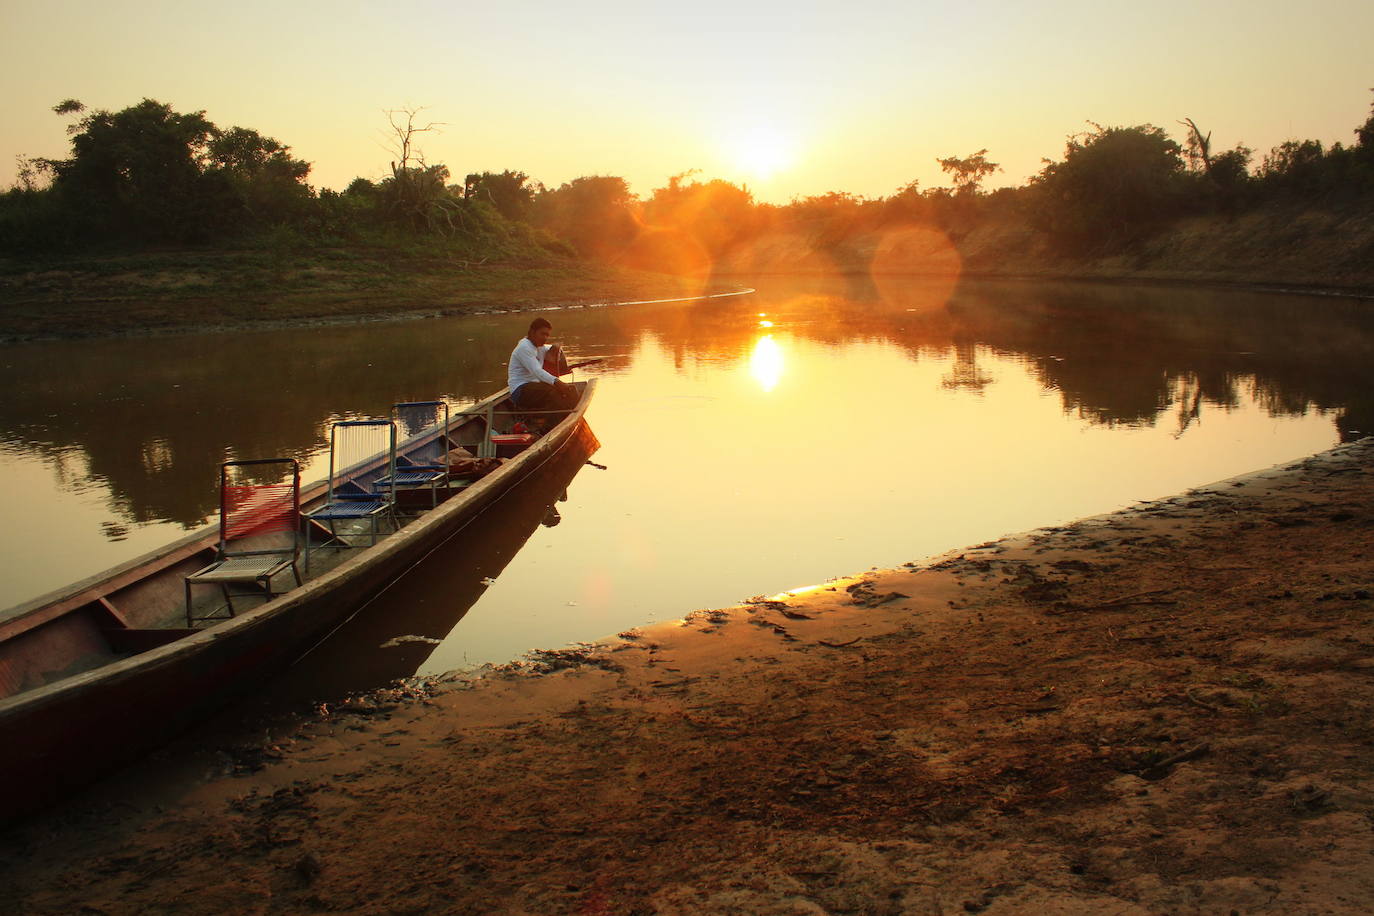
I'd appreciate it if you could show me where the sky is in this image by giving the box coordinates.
[2,0,1372,204]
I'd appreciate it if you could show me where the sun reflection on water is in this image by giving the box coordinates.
[750,335,785,392]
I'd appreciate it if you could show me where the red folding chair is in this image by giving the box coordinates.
[186,458,302,625]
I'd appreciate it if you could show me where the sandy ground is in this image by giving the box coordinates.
[3,439,1374,914]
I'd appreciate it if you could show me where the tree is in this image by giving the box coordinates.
[50,98,219,240]
[464,170,538,221]
[376,108,466,234]
[1030,123,1187,254]
[1354,88,1374,163]
[643,173,755,254]
[205,126,313,225]
[379,108,480,236]
[41,98,315,241]
[937,149,1000,195]
[532,176,637,258]
[1179,118,1213,174]
[1178,118,1251,207]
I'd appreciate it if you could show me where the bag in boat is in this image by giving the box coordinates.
[447,447,503,480]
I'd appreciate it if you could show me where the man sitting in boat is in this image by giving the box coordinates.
[507,317,578,429]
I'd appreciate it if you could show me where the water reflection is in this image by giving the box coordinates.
[750,335,784,392]
[1,276,1372,621]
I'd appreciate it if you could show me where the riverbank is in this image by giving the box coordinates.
[0,249,715,342]
[3,439,1372,913]
[6,217,1373,345]
[716,203,1374,300]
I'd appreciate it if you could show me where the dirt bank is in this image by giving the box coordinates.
[3,439,1373,914]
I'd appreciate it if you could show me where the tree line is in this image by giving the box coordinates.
[4,92,1373,264]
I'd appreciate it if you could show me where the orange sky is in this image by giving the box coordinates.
[2,0,1371,203]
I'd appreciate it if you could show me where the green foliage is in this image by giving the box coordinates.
[51,98,220,241]
[531,176,638,259]
[1357,91,1374,158]
[21,98,315,246]
[1029,124,1188,254]
[0,185,77,252]
[379,163,464,234]
[464,170,539,222]
[205,126,314,226]
[937,149,1000,195]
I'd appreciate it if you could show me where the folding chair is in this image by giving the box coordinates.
[185,458,302,625]
[374,401,451,510]
[303,419,398,572]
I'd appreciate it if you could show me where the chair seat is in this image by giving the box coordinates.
[306,499,389,521]
[187,554,295,583]
[375,470,446,488]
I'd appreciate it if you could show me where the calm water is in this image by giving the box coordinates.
[2,276,1372,697]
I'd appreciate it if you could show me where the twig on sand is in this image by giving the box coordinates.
[1141,742,1211,779]
[1092,589,1176,608]
[1185,690,1221,712]
[1055,589,1178,614]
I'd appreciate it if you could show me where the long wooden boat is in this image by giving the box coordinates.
[0,380,597,822]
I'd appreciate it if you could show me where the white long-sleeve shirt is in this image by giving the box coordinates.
[508,338,558,392]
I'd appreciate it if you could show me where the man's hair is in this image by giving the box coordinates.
[527,317,552,336]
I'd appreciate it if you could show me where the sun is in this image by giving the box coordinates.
[726,124,797,180]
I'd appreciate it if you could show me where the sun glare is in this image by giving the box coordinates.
[750,335,785,392]
[727,124,797,179]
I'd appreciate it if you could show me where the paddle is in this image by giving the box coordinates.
[566,357,605,371]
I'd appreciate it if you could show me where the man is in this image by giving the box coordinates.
[507,317,578,428]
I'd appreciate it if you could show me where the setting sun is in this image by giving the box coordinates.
[725,124,798,180]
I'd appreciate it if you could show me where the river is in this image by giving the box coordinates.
[1,275,1371,699]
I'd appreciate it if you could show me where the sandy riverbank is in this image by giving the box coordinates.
[3,439,1373,914]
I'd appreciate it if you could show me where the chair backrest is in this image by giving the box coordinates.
[393,400,450,465]
[220,458,300,557]
[327,419,397,502]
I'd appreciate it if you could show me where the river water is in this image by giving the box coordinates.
[2,275,1371,698]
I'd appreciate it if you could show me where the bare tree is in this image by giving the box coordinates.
[1180,118,1212,175]
[378,107,465,234]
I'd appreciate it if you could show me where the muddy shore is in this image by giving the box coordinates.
[3,439,1373,914]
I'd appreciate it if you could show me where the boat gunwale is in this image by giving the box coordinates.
[0,380,595,716]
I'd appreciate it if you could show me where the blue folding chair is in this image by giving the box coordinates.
[303,419,397,572]
[374,401,451,510]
